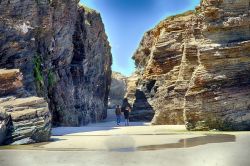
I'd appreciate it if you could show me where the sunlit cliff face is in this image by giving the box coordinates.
[131,0,250,131]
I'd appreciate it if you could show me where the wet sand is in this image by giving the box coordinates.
[0,131,250,166]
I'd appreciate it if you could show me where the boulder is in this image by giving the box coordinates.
[0,96,51,145]
[0,69,51,145]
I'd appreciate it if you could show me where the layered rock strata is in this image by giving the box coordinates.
[133,0,250,130]
[0,69,51,145]
[108,72,127,108]
[0,1,112,127]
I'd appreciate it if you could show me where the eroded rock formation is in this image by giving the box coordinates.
[0,69,51,145]
[133,0,250,130]
[0,0,112,128]
[125,73,155,122]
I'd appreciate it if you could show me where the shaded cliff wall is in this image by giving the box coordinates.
[133,0,250,130]
[0,0,112,127]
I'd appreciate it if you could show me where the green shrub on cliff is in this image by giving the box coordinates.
[33,55,44,92]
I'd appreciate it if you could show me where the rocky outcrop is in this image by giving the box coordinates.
[0,69,51,145]
[132,0,250,130]
[108,71,155,121]
[124,73,155,122]
[0,1,112,127]
[108,72,126,108]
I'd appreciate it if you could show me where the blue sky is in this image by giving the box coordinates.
[80,0,200,76]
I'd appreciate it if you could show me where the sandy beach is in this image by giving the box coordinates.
[0,110,250,166]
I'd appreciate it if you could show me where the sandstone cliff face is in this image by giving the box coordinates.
[133,0,250,130]
[0,1,112,127]
[108,72,126,108]
[0,69,51,145]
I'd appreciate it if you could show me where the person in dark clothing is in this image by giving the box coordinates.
[115,105,122,125]
[121,98,132,126]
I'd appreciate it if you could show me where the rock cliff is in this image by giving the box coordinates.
[133,0,250,130]
[0,69,51,145]
[108,72,126,108]
[0,0,112,129]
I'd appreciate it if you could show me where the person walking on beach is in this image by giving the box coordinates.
[121,98,131,126]
[115,105,122,125]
